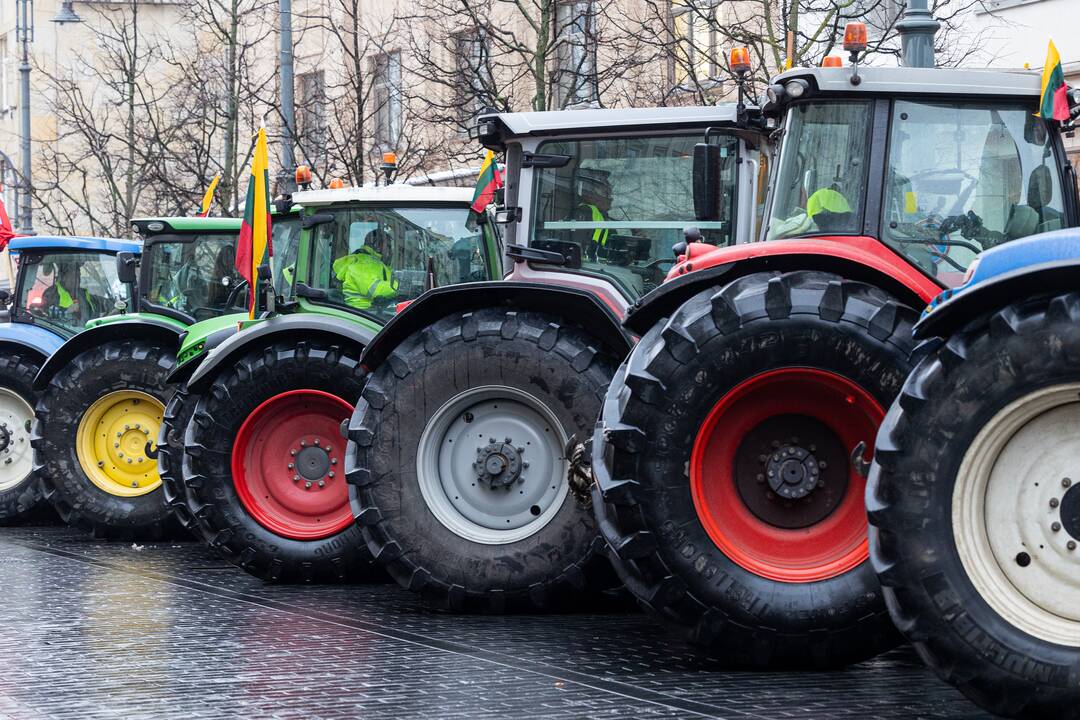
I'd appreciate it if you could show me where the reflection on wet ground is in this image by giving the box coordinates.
[0,526,990,719]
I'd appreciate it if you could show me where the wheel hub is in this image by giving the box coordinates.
[766,444,820,499]
[76,390,163,497]
[1059,482,1080,541]
[296,445,331,482]
[474,439,524,488]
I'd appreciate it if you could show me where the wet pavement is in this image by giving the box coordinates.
[0,525,992,719]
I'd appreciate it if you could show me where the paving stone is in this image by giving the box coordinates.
[0,526,992,719]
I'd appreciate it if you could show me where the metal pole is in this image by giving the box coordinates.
[17,0,34,234]
[278,0,297,193]
[897,0,940,69]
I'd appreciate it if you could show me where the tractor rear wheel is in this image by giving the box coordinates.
[347,308,617,612]
[33,340,173,539]
[158,384,198,532]
[869,292,1080,719]
[181,339,378,583]
[593,271,912,667]
[0,352,43,524]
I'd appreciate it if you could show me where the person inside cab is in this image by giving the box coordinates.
[42,261,95,324]
[333,227,398,310]
[574,169,613,261]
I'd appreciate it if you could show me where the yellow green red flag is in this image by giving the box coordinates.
[1038,40,1069,121]
[470,150,503,214]
[198,174,221,217]
[236,128,273,319]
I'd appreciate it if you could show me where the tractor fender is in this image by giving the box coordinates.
[0,322,66,367]
[185,313,378,394]
[624,237,942,335]
[360,281,633,372]
[33,317,183,391]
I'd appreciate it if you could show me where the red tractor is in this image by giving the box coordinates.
[592,56,1080,668]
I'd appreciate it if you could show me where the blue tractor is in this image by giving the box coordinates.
[0,236,140,524]
[869,228,1080,718]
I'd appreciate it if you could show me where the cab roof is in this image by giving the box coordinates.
[131,208,300,237]
[479,105,741,141]
[8,236,141,254]
[773,66,1042,98]
[292,185,473,206]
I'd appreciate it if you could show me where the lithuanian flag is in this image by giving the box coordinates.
[198,174,221,217]
[235,128,273,319]
[470,150,503,213]
[1038,40,1069,122]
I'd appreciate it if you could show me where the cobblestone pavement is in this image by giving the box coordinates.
[0,525,992,720]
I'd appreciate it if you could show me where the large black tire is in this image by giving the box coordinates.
[593,271,913,668]
[181,338,379,583]
[33,340,174,539]
[0,351,44,524]
[158,383,198,532]
[869,292,1080,719]
[347,308,618,612]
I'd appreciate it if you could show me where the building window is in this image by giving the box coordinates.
[297,70,327,167]
[453,30,493,127]
[373,51,402,150]
[554,0,597,108]
[671,0,721,90]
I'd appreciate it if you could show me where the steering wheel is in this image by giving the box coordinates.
[907,168,979,216]
[223,278,249,310]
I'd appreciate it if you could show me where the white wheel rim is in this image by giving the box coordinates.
[416,385,570,545]
[0,388,35,492]
[954,383,1080,646]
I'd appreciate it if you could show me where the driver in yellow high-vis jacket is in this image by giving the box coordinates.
[333,228,397,310]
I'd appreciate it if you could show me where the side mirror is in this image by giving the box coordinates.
[0,289,10,308]
[116,251,138,285]
[301,212,334,229]
[494,206,522,224]
[693,143,720,221]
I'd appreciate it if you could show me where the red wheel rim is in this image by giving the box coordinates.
[232,389,354,540]
[690,368,882,583]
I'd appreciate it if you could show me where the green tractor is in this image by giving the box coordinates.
[162,184,501,582]
[31,213,301,538]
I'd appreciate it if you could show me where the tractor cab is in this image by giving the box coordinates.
[475,105,770,312]
[127,212,302,326]
[285,184,499,324]
[3,236,141,337]
[732,65,1079,287]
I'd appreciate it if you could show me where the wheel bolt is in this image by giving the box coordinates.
[331,459,337,465]
[300,441,306,447]
[124,424,130,431]
[114,443,120,448]
[504,437,512,444]
[523,461,529,468]
[328,471,335,478]
[758,454,767,463]
[324,445,331,453]
[116,432,123,438]
[1069,541,1077,552]
[1051,498,1060,508]
[756,473,764,483]
[288,463,294,469]
[1064,478,1073,488]
[305,481,312,489]
[1053,522,1062,532]
[293,475,300,481]
[126,458,132,464]
[118,452,124,458]
[489,437,496,443]
[314,439,320,446]
[318,480,325,488]
[290,450,297,456]
[819,461,827,469]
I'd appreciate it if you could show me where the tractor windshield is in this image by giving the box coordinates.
[766,101,872,240]
[16,251,129,335]
[309,205,493,321]
[529,133,738,299]
[143,233,247,321]
[271,215,303,299]
[881,100,1066,284]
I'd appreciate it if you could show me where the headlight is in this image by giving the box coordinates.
[784,79,810,99]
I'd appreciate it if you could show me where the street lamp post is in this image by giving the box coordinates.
[15,0,34,235]
[278,0,297,194]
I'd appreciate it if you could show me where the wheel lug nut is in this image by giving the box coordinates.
[756,473,764,483]
[305,481,312,489]
[331,459,337,465]
[318,480,325,487]
[1053,522,1062,532]
[114,442,120,448]
[1064,478,1073,488]
[118,452,124,458]
[126,458,133,464]
[288,463,295,469]
[124,424,130,431]
[523,461,529,468]
[758,454,767,463]
[324,445,331,452]
[293,475,300,481]
[314,439,320,446]
[489,437,496,443]
[116,432,123,438]
[1069,541,1077,552]
[504,437,512,444]
[329,471,335,479]
[819,461,827,469]
[1050,498,1060,508]
[290,450,297,456]
[300,441,306,447]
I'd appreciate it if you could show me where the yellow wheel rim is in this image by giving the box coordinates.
[75,390,164,497]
